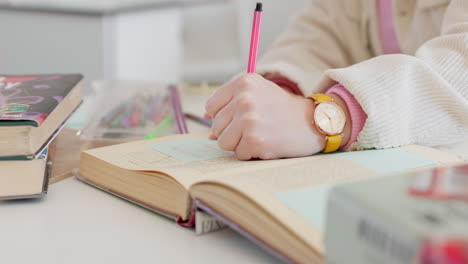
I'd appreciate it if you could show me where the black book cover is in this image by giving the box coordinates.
[0,74,83,127]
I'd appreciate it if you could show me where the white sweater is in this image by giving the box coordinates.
[257,0,468,150]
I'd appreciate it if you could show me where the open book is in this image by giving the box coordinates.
[79,133,461,263]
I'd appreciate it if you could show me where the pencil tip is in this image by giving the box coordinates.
[255,2,263,12]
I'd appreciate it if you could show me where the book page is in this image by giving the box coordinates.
[84,133,296,188]
[190,145,462,253]
[0,158,46,197]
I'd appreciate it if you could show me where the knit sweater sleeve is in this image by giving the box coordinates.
[315,0,468,149]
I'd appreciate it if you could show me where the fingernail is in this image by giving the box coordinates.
[204,113,212,120]
[209,132,218,140]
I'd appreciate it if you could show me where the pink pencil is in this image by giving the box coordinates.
[247,2,263,73]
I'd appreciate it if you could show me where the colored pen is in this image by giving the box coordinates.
[247,2,263,73]
[169,85,189,134]
[184,113,213,127]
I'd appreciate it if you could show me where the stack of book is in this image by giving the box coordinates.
[0,74,83,200]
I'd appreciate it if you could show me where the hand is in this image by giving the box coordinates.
[205,73,327,160]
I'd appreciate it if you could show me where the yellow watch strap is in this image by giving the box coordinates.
[309,93,342,153]
[323,134,342,153]
[309,93,333,104]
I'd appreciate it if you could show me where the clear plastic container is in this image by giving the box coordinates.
[80,80,179,143]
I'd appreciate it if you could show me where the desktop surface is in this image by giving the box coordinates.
[0,177,281,264]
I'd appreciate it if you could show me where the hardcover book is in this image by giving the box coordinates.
[78,133,461,264]
[0,74,83,159]
[326,164,468,264]
[0,148,50,200]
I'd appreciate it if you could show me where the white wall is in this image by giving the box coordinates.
[236,0,308,67]
[0,9,104,80]
[0,7,183,82]
[182,1,239,82]
[0,1,308,82]
[108,8,183,83]
[182,0,308,82]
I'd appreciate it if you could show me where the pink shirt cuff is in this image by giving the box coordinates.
[326,84,368,150]
[265,76,304,96]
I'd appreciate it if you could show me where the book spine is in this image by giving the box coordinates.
[325,190,423,264]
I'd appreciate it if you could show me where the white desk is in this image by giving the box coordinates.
[0,178,280,264]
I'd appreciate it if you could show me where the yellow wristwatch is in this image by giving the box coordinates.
[308,94,346,153]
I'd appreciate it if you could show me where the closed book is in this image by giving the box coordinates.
[325,164,468,264]
[0,74,83,159]
[0,148,50,200]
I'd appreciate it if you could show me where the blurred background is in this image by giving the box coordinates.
[0,0,308,84]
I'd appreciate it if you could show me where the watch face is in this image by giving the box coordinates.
[314,102,346,135]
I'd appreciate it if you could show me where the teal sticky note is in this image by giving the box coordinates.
[332,148,437,174]
[278,184,333,233]
[149,137,233,162]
